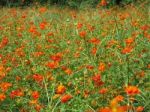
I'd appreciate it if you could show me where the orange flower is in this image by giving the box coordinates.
[99,88,108,94]
[39,7,47,13]
[47,32,54,37]
[46,61,59,69]
[125,86,140,96]
[98,62,106,72]
[0,93,6,102]
[29,99,38,105]
[92,74,101,82]
[131,21,139,27]
[10,89,24,98]
[0,82,12,92]
[114,95,124,102]
[47,39,54,43]
[0,54,2,59]
[33,52,44,57]
[137,71,145,77]
[0,26,4,30]
[87,25,95,32]
[125,37,134,45]
[110,98,118,108]
[35,104,43,112]
[100,0,107,6]
[99,107,111,112]
[117,105,130,112]
[21,14,26,18]
[0,64,6,80]
[89,37,100,45]
[56,84,66,94]
[140,25,149,31]
[77,23,83,29]
[64,68,72,75]
[62,66,72,75]
[32,91,40,99]
[86,65,94,70]
[29,26,37,33]
[119,13,129,20]
[122,47,133,54]
[83,90,90,98]
[32,74,43,83]
[79,31,86,38]
[91,47,97,55]
[39,21,47,30]
[92,74,104,86]
[61,94,72,103]
[50,53,63,62]
[136,106,144,112]
[100,98,129,112]
[0,37,9,49]
[1,37,9,46]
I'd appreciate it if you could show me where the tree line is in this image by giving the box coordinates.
[0,0,143,8]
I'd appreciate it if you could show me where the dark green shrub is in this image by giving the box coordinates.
[0,0,148,7]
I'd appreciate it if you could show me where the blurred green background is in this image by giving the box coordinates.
[0,0,147,8]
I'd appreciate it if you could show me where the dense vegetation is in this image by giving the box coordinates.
[0,0,150,112]
[0,0,146,8]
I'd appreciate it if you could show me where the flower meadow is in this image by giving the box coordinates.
[0,3,150,112]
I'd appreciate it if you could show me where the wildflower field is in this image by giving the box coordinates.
[0,1,150,112]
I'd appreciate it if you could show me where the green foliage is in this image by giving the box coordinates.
[0,2,150,112]
[0,0,148,7]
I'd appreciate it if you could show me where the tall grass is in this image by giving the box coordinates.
[0,2,150,112]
